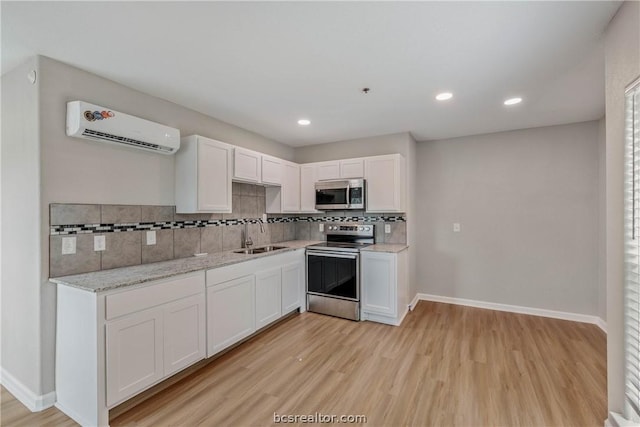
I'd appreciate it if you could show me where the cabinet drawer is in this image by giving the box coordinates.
[106,272,205,320]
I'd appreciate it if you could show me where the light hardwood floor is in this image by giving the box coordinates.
[1,301,607,426]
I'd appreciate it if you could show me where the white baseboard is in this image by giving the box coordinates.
[408,293,420,311]
[0,367,56,411]
[413,293,608,332]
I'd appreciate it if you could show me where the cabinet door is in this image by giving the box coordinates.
[207,275,256,357]
[282,162,301,212]
[361,252,397,316]
[163,294,206,376]
[282,261,303,314]
[340,159,364,178]
[255,267,282,329]
[262,155,283,185]
[198,139,232,212]
[106,309,163,406]
[317,161,340,181]
[300,164,319,212]
[364,155,405,212]
[234,148,262,183]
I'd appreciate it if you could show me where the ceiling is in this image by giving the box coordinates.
[1,1,620,147]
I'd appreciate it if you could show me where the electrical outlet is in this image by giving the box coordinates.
[384,224,391,234]
[453,223,461,232]
[319,224,324,232]
[94,235,106,251]
[262,213,268,222]
[146,230,156,245]
[62,236,76,255]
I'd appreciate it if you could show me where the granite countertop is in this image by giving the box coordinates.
[361,244,409,253]
[50,240,321,293]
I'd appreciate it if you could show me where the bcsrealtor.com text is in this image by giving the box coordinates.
[273,412,367,424]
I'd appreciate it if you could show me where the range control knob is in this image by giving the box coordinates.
[364,226,371,231]
[358,226,364,231]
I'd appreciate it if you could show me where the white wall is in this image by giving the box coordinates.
[2,55,295,401]
[605,0,640,417]
[1,58,43,396]
[416,121,600,316]
[598,116,606,323]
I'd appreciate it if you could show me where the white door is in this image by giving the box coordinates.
[163,294,206,376]
[361,252,397,316]
[106,308,164,407]
[207,275,256,357]
[317,161,340,181]
[234,148,262,183]
[282,162,301,212]
[262,155,283,185]
[198,139,232,211]
[300,164,319,212]
[281,261,303,314]
[340,159,364,178]
[255,267,282,329]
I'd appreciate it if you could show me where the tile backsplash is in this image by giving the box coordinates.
[49,184,406,277]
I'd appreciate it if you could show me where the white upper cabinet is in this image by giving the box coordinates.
[261,155,283,185]
[317,161,341,180]
[339,158,365,178]
[233,147,262,183]
[300,164,321,213]
[175,135,233,214]
[265,161,300,213]
[364,154,406,212]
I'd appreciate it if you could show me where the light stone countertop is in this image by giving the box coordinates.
[360,244,409,253]
[50,240,321,293]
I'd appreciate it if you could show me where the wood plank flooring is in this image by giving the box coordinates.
[1,301,607,426]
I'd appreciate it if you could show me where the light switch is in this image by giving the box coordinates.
[146,230,156,245]
[62,236,76,255]
[319,224,324,232]
[384,224,391,234]
[453,223,461,232]
[94,235,106,251]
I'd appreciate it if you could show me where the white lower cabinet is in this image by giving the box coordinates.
[106,308,164,407]
[281,261,303,313]
[205,250,305,358]
[163,294,206,376]
[361,249,409,326]
[255,267,282,329]
[207,275,256,357]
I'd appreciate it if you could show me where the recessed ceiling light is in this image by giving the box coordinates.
[504,97,522,106]
[297,119,310,126]
[435,92,453,101]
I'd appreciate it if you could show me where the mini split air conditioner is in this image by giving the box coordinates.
[66,100,180,154]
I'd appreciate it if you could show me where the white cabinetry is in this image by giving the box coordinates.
[300,164,321,212]
[175,135,233,213]
[55,272,206,426]
[340,158,364,178]
[206,275,255,356]
[364,154,406,212]
[106,308,164,406]
[255,267,282,329]
[316,159,365,180]
[266,161,300,213]
[205,250,305,357]
[282,261,303,313]
[234,147,262,183]
[262,155,283,185]
[361,249,409,326]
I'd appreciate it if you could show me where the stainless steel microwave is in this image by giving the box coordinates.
[315,179,365,210]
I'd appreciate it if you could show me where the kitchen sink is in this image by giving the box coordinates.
[233,245,287,255]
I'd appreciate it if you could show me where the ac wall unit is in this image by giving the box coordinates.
[66,100,180,154]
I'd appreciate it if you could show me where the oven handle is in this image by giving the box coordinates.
[306,250,358,260]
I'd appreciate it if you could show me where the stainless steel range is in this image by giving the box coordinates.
[306,223,374,321]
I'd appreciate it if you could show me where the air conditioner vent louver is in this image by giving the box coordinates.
[66,101,180,155]
[82,129,173,153]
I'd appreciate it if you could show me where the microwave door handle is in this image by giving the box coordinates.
[346,184,350,208]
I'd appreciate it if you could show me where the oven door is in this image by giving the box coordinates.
[306,250,359,301]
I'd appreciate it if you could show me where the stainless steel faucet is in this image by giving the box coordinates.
[243,222,253,248]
